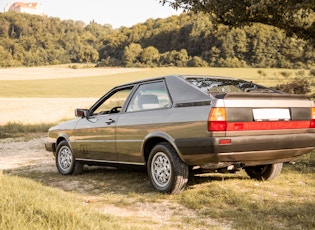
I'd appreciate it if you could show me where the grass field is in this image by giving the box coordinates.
[0,172,148,230]
[2,152,315,230]
[1,67,313,98]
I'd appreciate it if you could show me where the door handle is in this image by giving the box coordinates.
[105,118,115,125]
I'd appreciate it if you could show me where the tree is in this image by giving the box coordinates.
[78,45,99,63]
[160,0,315,39]
[160,49,189,66]
[0,45,14,67]
[141,46,160,66]
[187,56,208,67]
[123,43,143,66]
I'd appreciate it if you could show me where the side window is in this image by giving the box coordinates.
[92,87,132,115]
[126,81,171,112]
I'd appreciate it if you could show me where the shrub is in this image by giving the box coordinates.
[257,70,266,77]
[279,71,292,78]
[273,77,311,95]
[309,69,315,77]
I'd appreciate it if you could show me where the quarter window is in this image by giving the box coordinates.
[127,81,171,112]
[92,87,132,115]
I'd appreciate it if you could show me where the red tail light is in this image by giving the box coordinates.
[208,108,227,131]
[310,108,315,128]
[208,107,315,131]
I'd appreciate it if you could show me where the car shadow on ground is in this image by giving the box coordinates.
[4,164,249,195]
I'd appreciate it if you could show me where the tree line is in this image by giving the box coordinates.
[0,11,314,68]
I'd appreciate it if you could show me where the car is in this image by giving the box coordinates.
[45,75,315,193]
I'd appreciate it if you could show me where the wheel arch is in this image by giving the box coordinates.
[55,134,72,151]
[142,132,185,165]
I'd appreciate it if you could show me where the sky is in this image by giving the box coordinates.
[1,0,182,28]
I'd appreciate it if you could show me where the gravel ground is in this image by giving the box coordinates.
[0,136,54,171]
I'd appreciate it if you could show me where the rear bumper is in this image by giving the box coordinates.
[175,133,315,166]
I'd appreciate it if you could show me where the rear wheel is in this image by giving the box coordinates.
[244,163,283,181]
[147,142,189,194]
[55,140,83,175]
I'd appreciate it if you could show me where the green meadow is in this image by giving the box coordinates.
[1,67,312,98]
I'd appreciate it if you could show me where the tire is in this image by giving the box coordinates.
[244,163,283,181]
[147,142,189,194]
[55,140,83,175]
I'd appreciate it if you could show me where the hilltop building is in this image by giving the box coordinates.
[4,2,43,16]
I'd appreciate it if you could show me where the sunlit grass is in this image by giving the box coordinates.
[5,151,315,230]
[177,151,315,229]
[178,169,315,229]
[0,173,147,230]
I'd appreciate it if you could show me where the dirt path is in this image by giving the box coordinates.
[0,67,142,80]
[0,136,53,170]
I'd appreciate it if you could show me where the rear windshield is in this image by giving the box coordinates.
[185,77,277,94]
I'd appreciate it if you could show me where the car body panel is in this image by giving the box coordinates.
[115,108,210,163]
[72,113,119,161]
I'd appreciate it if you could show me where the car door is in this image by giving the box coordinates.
[116,80,172,164]
[73,86,133,162]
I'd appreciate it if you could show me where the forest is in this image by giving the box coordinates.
[0,11,314,68]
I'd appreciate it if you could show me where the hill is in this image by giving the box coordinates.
[0,12,314,68]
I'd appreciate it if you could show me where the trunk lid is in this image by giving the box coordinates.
[209,92,315,135]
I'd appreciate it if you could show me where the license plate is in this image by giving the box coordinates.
[253,108,290,121]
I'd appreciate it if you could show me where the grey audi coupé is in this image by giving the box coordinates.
[45,75,315,193]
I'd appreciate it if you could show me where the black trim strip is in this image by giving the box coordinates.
[175,101,211,108]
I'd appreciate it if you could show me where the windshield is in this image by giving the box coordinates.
[185,77,277,94]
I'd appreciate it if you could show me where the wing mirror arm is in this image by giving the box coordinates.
[75,108,90,119]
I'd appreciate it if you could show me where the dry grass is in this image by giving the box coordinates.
[0,66,142,80]
[0,98,97,125]
[0,67,146,125]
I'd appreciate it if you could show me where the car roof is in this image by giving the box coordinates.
[116,74,240,87]
[114,75,244,103]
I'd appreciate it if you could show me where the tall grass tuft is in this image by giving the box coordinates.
[0,122,56,138]
[0,173,145,230]
[178,151,315,229]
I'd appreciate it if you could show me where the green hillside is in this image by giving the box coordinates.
[0,11,314,68]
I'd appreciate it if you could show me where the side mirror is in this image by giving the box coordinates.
[75,108,89,118]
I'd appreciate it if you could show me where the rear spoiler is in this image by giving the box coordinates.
[219,93,311,101]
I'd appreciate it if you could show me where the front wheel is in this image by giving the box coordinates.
[147,142,189,194]
[244,163,283,181]
[55,140,83,175]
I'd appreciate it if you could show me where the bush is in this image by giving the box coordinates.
[273,77,311,95]
[187,56,208,67]
[257,70,267,77]
[309,69,315,77]
[280,71,292,78]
